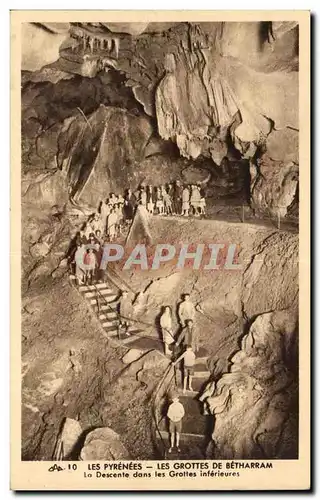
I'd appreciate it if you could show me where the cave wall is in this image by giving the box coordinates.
[21,21,299,216]
[109,216,298,369]
[207,310,298,459]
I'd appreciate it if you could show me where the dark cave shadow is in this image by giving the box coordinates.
[154,306,169,353]
[67,426,97,461]
[258,21,275,52]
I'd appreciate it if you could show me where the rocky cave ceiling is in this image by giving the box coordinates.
[21,21,299,214]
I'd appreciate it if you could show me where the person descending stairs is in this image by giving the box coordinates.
[155,349,214,460]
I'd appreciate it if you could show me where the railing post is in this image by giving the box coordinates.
[242,204,245,223]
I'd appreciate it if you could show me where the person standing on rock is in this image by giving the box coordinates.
[146,185,155,215]
[91,213,103,233]
[155,187,164,215]
[173,345,196,393]
[176,319,198,353]
[94,229,103,247]
[162,186,173,215]
[100,199,110,234]
[107,208,118,241]
[167,394,185,453]
[116,202,124,236]
[118,290,134,337]
[182,185,190,216]
[94,230,104,281]
[173,180,183,215]
[124,189,137,221]
[198,184,206,216]
[108,193,117,207]
[178,294,196,327]
[190,184,201,216]
[160,306,175,357]
[83,248,97,285]
[74,242,86,285]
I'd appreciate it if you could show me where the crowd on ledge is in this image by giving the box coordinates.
[85,180,206,241]
[68,181,207,285]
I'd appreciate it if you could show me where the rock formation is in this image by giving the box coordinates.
[21,21,299,215]
[80,427,131,460]
[206,310,298,459]
[20,21,300,461]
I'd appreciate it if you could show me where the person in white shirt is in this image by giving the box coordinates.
[190,184,201,216]
[146,185,155,214]
[167,395,185,453]
[91,213,103,233]
[100,199,110,234]
[160,306,174,356]
[155,187,164,215]
[178,294,196,327]
[182,186,190,216]
[107,208,118,241]
[74,243,86,285]
[173,345,196,393]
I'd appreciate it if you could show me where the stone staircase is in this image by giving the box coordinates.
[69,275,163,350]
[155,352,213,459]
[69,274,212,459]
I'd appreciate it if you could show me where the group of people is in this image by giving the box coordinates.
[70,180,207,267]
[69,180,208,282]
[99,181,207,238]
[159,294,203,453]
[118,291,199,390]
[135,181,207,217]
[100,181,207,237]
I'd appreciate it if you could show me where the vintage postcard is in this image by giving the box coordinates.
[11,10,310,490]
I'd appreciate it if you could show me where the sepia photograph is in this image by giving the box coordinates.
[10,10,310,490]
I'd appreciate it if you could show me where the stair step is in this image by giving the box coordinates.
[102,332,118,340]
[99,312,118,320]
[84,288,114,299]
[118,333,143,345]
[103,325,119,334]
[89,295,117,305]
[102,320,119,328]
[179,389,199,397]
[195,357,208,365]
[79,283,108,291]
[192,377,209,393]
[193,362,209,372]
[193,371,211,379]
[157,430,205,441]
[93,303,118,312]
[102,332,143,344]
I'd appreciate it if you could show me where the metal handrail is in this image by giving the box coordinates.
[95,267,177,342]
[94,278,178,459]
[151,363,177,459]
[90,281,177,346]
[106,264,137,295]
